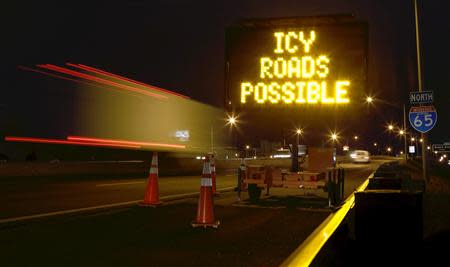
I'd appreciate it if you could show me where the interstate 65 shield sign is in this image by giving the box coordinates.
[409,105,437,133]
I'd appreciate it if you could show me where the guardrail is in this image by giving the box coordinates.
[280,172,373,267]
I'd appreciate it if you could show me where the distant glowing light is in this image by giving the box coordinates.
[373,142,378,147]
[174,130,190,142]
[365,96,373,103]
[226,114,238,126]
[399,130,404,135]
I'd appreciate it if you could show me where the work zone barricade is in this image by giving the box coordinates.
[239,164,343,203]
[326,167,345,207]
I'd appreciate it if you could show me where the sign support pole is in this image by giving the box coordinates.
[414,0,428,182]
[403,104,408,160]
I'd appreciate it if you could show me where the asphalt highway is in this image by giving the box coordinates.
[0,159,396,267]
[1,159,389,221]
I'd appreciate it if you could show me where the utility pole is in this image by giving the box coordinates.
[414,0,428,182]
[403,104,408,159]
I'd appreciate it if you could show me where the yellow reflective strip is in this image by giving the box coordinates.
[281,172,374,267]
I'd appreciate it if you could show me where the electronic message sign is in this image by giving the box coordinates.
[225,16,368,109]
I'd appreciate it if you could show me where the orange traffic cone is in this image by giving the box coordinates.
[140,152,162,206]
[191,155,220,228]
[210,154,218,194]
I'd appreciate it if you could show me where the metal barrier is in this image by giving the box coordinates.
[281,172,372,267]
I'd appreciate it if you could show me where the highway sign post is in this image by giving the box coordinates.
[408,105,437,133]
[409,91,433,105]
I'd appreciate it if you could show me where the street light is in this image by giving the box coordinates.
[329,131,339,143]
[374,142,377,147]
[388,124,394,131]
[295,128,303,146]
[354,135,358,140]
[365,96,374,104]
[226,114,237,126]
[399,129,404,135]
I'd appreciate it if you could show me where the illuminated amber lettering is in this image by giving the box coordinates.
[274,58,287,78]
[281,82,296,103]
[254,83,267,104]
[241,82,253,103]
[260,57,273,79]
[288,57,301,78]
[299,31,316,53]
[285,32,298,53]
[336,80,350,103]
[274,32,285,54]
[268,82,281,103]
[302,56,315,78]
[316,55,329,78]
[307,81,320,103]
[295,82,306,103]
[321,81,334,103]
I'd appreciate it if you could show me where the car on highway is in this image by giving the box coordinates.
[349,150,370,163]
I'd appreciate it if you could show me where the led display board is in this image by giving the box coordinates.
[225,16,368,109]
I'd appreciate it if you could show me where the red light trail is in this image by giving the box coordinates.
[4,136,141,149]
[66,63,190,99]
[67,136,186,149]
[36,64,168,100]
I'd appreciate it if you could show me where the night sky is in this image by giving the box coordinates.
[2,0,449,153]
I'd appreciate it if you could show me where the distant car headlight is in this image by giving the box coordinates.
[350,153,357,158]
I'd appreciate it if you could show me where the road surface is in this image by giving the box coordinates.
[0,159,395,266]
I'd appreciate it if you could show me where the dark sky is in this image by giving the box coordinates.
[2,0,449,149]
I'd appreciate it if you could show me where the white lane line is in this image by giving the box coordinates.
[96,181,145,187]
[0,186,236,224]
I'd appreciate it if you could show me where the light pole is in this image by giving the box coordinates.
[292,128,303,172]
[414,0,428,182]
[399,127,407,160]
[330,132,338,167]
[226,113,238,153]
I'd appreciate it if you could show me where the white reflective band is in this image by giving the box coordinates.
[201,178,213,187]
[150,167,158,175]
[203,163,211,175]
